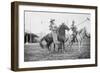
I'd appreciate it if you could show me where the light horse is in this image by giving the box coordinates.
[76,27,90,49]
[39,23,69,52]
[66,27,90,51]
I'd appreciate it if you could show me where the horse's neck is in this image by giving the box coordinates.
[58,29,65,37]
[78,28,87,37]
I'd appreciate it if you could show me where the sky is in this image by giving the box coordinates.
[25,11,91,36]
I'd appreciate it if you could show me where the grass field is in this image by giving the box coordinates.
[24,38,90,62]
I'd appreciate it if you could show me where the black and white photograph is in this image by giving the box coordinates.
[11,2,97,71]
[24,11,91,62]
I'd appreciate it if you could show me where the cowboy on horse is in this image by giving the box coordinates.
[40,19,70,52]
[49,19,59,50]
[70,20,77,42]
[49,19,59,44]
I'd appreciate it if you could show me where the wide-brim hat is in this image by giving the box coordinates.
[50,19,55,22]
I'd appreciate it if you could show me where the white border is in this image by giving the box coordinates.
[19,5,96,68]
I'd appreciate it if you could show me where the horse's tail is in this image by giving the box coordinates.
[39,37,45,48]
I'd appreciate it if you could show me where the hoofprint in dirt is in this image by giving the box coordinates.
[24,38,90,62]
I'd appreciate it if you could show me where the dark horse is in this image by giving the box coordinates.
[39,33,53,51]
[39,23,69,52]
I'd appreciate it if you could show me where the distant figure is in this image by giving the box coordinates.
[70,20,77,42]
[49,19,59,50]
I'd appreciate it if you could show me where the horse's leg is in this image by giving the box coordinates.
[53,43,56,52]
[60,42,65,53]
[69,41,73,52]
[76,34,80,52]
[78,40,81,53]
[55,43,59,52]
[68,35,74,49]
[62,41,65,51]
[60,42,63,52]
[58,42,62,52]
[54,43,58,53]
[67,39,71,47]
[50,42,55,53]
[69,40,73,49]
[59,43,62,52]
[54,43,56,52]
[47,44,51,53]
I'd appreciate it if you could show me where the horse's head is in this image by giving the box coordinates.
[59,23,70,31]
[57,23,70,42]
[77,27,90,39]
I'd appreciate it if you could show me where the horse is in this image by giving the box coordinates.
[67,27,90,52]
[39,33,53,51]
[76,27,90,49]
[57,23,70,52]
[39,23,69,52]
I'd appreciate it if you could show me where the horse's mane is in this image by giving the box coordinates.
[58,24,69,31]
[78,27,86,34]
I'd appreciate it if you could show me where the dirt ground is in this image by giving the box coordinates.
[24,38,90,62]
